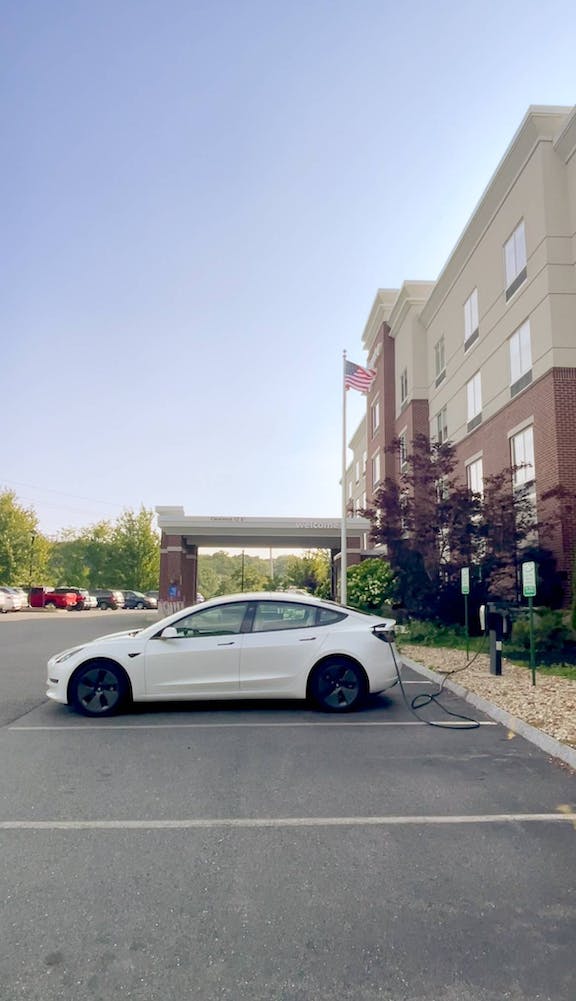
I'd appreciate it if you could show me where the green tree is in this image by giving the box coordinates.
[347,559,397,612]
[109,507,160,590]
[197,563,223,600]
[282,550,332,594]
[48,521,115,587]
[229,556,271,593]
[364,435,554,622]
[0,489,50,585]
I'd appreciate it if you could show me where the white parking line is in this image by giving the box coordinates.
[9,720,497,731]
[0,813,573,830]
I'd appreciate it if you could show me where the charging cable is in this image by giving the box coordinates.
[390,633,486,730]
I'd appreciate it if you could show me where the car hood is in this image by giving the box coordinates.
[91,629,145,643]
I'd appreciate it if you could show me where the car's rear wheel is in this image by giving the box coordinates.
[99,601,109,610]
[69,661,129,717]
[135,601,145,609]
[309,658,367,712]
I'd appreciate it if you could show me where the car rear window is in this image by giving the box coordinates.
[317,608,347,625]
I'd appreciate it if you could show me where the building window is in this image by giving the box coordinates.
[436,405,448,444]
[372,452,381,486]
[434,336,446,386]
[466,457,484,496]
[464,289,479,349]
[370,399,380,436]
[362,450,367,475]
[511,425,537,538]
[505,221,527,300]
[398,432,407,471]
[509,320,532,397]
[511,426,535,487]
[400,368,408,406]
[355,460,360,483]
[466,372,482,430]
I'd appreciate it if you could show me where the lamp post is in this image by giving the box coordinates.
[28,534,36,588]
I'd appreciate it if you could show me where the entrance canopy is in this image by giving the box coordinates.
[155,506,371,550]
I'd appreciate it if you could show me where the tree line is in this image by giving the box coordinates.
[0,490,332,598]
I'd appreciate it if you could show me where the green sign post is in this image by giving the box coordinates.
[522,562,537,686]
[461,567,470,661]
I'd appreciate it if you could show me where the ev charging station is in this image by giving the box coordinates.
[479,602,513,676]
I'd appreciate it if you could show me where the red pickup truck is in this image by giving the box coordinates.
[29,587,80,610]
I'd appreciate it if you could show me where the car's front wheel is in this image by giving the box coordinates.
[308,658,367,713]
[69,661,129,717]
[135,601,145,609]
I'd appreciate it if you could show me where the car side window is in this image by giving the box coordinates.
[317,608,347,626]
[252,601,317,633]
[172,602,249,638]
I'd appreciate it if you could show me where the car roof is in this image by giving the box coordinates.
[194,591,343,609]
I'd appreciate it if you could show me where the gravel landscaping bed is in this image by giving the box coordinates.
[399,643,576,750]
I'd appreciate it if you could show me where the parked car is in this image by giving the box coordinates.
[11,587,29,608]
[122,590,158,609]
[145,590,159,601]
[29,586,79,610]
[0,586,26,611]
[46,591,400,717]
[82,592,98,610]
[50,587,94,610]
[92,589,125,610]
[0,590,10,613]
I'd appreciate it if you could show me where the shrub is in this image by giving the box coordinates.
[346,558,397,613]
[398,619,467,648]
[512,608,570,654]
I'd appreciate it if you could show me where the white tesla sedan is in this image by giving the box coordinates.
[46,592,400,717]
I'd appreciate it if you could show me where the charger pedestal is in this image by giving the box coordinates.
[489,630,502,676]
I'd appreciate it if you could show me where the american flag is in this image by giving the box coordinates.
[344,360,376,394]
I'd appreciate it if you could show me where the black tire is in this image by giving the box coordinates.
[69,661,129,717]
[100,601,109,610]
[135,601,145,609]
[45,601,56,608]
[308,658,368,713]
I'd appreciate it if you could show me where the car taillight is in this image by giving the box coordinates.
[372,624,396,643]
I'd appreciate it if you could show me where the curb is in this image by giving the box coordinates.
[401,654,576,771]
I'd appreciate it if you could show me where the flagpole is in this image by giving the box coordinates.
[341,350,348,605]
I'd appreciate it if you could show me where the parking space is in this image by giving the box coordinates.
[1,620,575,999]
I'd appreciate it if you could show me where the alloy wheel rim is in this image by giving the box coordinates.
[77,668,120,713]
[318,666,359,708]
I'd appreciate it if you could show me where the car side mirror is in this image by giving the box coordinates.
[160,626,179,639]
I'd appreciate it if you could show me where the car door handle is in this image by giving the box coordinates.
[299,637,317,642]
[217,641,235,646]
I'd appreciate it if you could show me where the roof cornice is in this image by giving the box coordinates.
[388,280,435,334]
[554,105,576,163]
[361,288,399,352]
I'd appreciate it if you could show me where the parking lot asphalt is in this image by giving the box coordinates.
[1,614,575,1000]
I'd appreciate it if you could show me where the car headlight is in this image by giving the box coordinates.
[53,646,86,664]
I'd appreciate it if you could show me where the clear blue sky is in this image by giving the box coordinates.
[2,0,575,537]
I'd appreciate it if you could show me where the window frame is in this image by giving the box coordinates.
[434,336,446,386]
[504,220,527,299]
[509,319,532,397]
[511,425,535,488]
[464,289,479,349]
[466,372,482,430]
[370,398,380,436]
[466,456,484,496]
[435,405,448,444]
[400,367,408,407]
